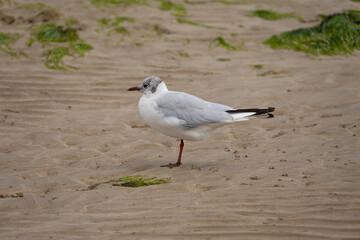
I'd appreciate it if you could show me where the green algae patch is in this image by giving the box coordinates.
[257,70,280,76]
[214,0,252,5]
[5,109,19,113]
[251,9,302,21]
[21,3,59,23]
[28,23,92,70]
[91,0,147,7]
[217,58,230,61]
[97,16,134,37]
[184,0,208,5]
[29,23,79,46]
[210,37,243,51]
[158,0,187,17]
[0,33,20,45]
[86,179,114,190]
[253,64,264,69]
[83,174,170,190]
[177,49,190,57]
[114,26,129,35]
[22,2,55,11]
[44,41,93,71]
[177,18,227,30]
[0,32,21,54]
[0,32,27,58]
[264,11,360,55]
[65,17,79,27]
[113,175,170,187]
[98,16,135,27]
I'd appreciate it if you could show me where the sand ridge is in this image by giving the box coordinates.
[1,0,360,239]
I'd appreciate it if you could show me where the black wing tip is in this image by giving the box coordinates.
[268,107,275,112]
[226,107,275,115]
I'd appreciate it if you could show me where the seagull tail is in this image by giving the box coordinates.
[226,107,275,122]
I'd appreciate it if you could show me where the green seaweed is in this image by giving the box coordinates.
[158,0,187,17]
[86,180,113,190]
[135,41,144,47]
[70,41,94,57]
[253,64,264,69]
[177,18,227,30]
[97,16,134,36]
[98,16,135,27]
[154,24,172,35]
[0,32,24,58]
[5,109,19,113]
[29,23,79,46]
[44,41,93,71]
[351,0,360,2]
[214,0,251,5]
[252,9,293,20]
[258,70,279,76]
[184,0,208,5]
[217,58,231,61]
[83,174,170,190]
[114,27,129,35]
[0,33,20,45]
[98,18,110,26]
[210,36,243,51]
[347,9,360,19]
[264,11,360,55]
[113,175,170,187]
[251,9,304,22]
[22,2,55,11]
[177,49,190,57]
[65,17,79,27]
[21,2,59,23]
[113,16,135,25]
[91,0,147,7]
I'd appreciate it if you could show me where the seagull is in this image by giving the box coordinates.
[128,76,275,168]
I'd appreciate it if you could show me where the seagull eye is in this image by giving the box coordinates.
[143,84,149,88]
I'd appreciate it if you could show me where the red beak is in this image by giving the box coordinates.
[128,87,141,91]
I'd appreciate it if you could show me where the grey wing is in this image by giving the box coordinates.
[155,91,234,128]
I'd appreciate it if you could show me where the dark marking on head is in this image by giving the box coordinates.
[142,76,162,94]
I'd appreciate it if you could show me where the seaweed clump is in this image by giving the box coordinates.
[0,32,26,58]
[177,18,227,30]
[45,42,93,70]
[29,23,79,46]
[210,37,243,51]
[113,175,170,187]
[21,3,59,23]
[251,9,303,22]
[158,0,187,17]
[214,0,250,5]
[97,16,134,37]
[83,174,170,190]
[264,11,360,55]
[91,0,147,8]
[30,23,93,70]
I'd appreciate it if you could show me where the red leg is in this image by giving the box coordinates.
[161,139,184,168]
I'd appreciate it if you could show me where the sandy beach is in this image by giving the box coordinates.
[1,0,360,239]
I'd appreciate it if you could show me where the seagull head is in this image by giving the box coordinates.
[128,76,168,96]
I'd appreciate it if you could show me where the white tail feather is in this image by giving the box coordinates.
[230,112,256,122]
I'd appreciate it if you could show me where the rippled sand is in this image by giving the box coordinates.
[1,0,360,239]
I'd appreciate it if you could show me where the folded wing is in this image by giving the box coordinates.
[155,91,234,128]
